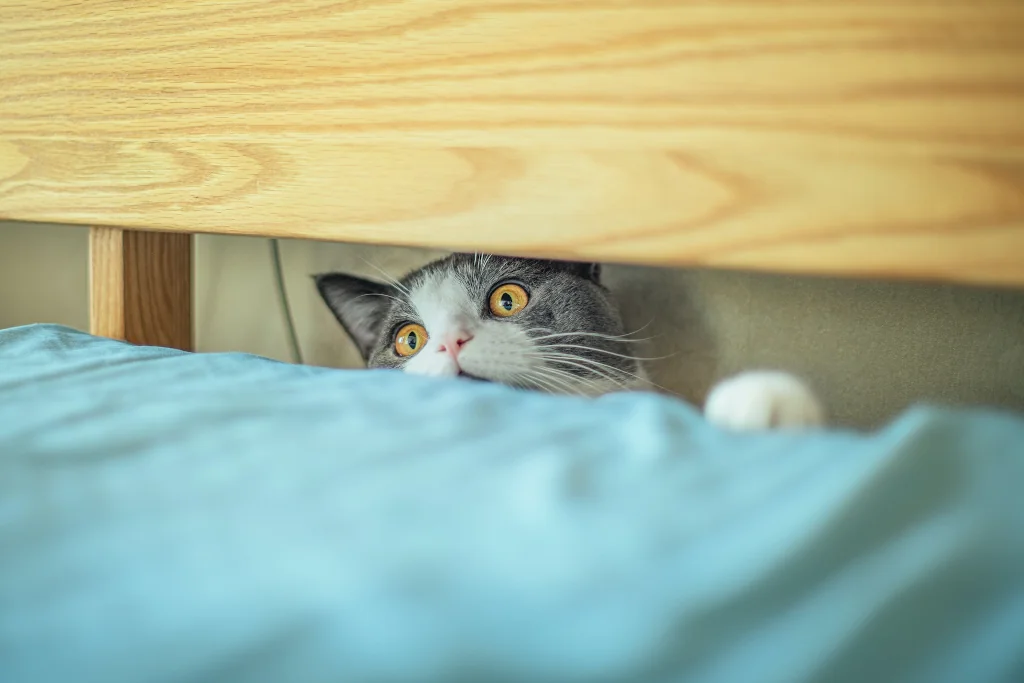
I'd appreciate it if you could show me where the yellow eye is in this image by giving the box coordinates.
[394,323,428,357]
[489,283,529,317]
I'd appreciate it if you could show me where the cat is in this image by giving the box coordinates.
[315,253,824,430]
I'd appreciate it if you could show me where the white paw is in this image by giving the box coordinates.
[704,371,825,431]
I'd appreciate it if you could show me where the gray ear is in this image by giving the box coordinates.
[314,273,395,361]
[558,260,602,284]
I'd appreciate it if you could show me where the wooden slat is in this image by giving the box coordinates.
[3,1,1024,286]
[89,227,193,351]
[89,226,127,342]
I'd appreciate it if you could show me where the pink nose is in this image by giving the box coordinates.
[436,333,473,357]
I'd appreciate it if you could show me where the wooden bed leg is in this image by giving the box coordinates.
[89,227,193,351]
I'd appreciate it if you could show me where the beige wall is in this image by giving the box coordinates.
[2,221,1023,428]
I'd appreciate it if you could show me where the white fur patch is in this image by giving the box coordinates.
[402,271,542,385]
[704,371,825,431]
[403,272,475,378]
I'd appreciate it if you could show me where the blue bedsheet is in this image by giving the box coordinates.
[1,324,1022,683]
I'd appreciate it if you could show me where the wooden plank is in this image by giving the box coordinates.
[89,227,193,351]
[89,226,127,342]
[3,1,1024,286]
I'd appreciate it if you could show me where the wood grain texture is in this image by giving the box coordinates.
[89,226,127,342]
[89,227,193,351]
[3,1,1024,286]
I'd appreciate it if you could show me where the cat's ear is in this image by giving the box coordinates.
[314,272,395,361]
[562,261,602,284]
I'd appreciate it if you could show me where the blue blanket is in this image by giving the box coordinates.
[1,324,1022,683]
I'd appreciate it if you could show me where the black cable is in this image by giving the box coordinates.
[269,238,304,364]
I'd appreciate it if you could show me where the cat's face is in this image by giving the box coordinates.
[315,254,646,395]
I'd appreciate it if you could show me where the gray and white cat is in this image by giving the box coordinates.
[316,253,824,430]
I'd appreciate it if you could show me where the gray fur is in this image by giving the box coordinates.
[315,254,646,395]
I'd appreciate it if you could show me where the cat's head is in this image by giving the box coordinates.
[315,254,646,395]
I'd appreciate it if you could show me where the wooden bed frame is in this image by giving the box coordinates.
[3,1,1023,352]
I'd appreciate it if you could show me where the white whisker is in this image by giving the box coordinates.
[526,372,586,397]
[521,367,597,397]
[358,257,412,297]
[532,365,612,396]
[352,292,406,307]
[517,370,572,395]
[533,351,661,391]
[538,342,674,363]
[524,327,655,345]
[530,319,654,339]
[533,354,633,391]
[526,365,593,393]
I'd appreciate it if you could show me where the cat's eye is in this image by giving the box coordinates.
[489,283,529,318]
[394,323,428,357]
